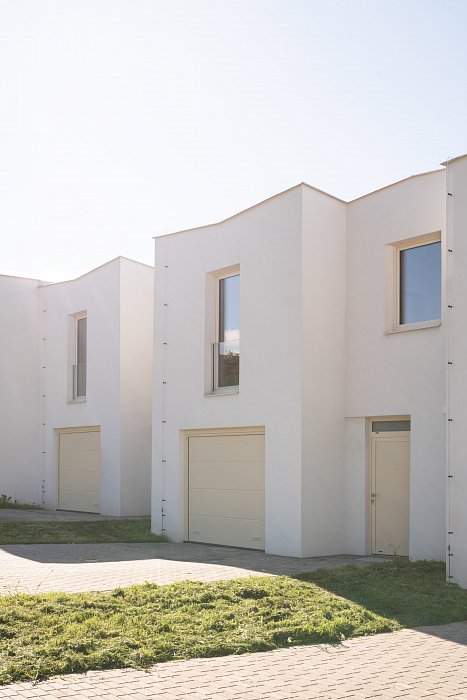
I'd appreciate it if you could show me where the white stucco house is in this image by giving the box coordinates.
[1,256,154,516]
[151,154,467,589]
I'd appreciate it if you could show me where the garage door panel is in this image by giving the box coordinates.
[59,469,99,493]
[189,488,264,520]
[59,490,100,513]
[189,435,264,462]
[188,432,265,550]
[189,461,264,490]
[189,515,264,549]
[60,432,99,452]
[58,451,100,471]
[58,428,100,513]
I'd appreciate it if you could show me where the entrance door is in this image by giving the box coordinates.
[370,419,410,556]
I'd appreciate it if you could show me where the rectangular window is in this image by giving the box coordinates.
[73,313,87,399]
[399,241,441,325]
[214,273,240,390]
[387,233,441,332]
[372,420,411,433]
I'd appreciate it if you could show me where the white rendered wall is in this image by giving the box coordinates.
[152,188,304,556]
[446,156,467,587]
[119,258,154,515]
[301,186,347,556]
[345,170,446,560]
[0,276,42,505]
[41,260,122,515]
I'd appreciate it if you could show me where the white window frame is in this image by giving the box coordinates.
[204,265,240,396]
[386,232,441,333]
[68,310,87,402]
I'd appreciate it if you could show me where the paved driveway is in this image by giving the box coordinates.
[0,541,387,594]
[1,623,467,699]
[1,517,466,698]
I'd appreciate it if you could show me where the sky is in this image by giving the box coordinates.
[1,0,467,281]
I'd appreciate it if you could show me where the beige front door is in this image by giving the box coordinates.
[58,428,100,513]
[188,432,265,549]
[370,426,410,556]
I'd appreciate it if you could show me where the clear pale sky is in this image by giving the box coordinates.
[1,0,467,281]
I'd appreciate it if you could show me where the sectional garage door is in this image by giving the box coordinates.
[58,428,100,513]
[188,432,265,549]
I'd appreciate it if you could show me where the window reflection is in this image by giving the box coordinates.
[400,242,441,324]
[217,275,239,388]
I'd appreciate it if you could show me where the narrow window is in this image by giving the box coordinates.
[215,274,239,389]
[74,314,87,399]
[399,241,441,325]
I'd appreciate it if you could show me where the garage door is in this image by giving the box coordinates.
[58,428,100,512]
[188,432,265,549]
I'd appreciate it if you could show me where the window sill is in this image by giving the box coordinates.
[385,319,441,335]
[204,388,239,397]
[68,397,86,404]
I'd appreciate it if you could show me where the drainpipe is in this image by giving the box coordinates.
[160,240,169,535]
[39,284,48,507]
[445,158,454,582]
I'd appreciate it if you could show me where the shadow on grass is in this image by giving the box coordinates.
[294,559,467,644]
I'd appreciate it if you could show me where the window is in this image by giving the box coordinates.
[387,234,441,332]
[399,241,441,324]
[73,312,87,400]
[214,273,240,390]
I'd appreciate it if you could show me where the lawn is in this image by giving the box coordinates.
[0,518,165,544]
[1,560,466,685]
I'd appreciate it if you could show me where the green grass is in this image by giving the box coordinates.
[1,560,466,685]
[302,558,467,627]
[0,495,43,510]
[0,518,166,544]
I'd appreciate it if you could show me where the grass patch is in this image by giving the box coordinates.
[0,495,42,510]
[1,560,466,685]
[0,518,165,544]
[0,575,399,685]
[301,558,467,627]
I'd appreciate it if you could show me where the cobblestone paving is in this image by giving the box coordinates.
[0,542,387,594]
[0,508,141,521]
[1,623,467,699]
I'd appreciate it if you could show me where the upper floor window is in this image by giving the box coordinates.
[214,273,240,390]
[399,241,441,325]
[73,312,87,400]
[387,233,441,333]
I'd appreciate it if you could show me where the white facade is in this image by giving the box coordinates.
[345,170,446,562]
[0,275,42,505]
[446,155,467,588]
[151,164,467,583]
[1,257,154,516]
[151,184,353,556]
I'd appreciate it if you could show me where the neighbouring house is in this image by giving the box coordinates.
[1,256,154,516]
[151,154,467,589]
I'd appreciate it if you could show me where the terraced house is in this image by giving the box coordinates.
[3,155,467,589]
[1,256,153,517]
[151,154,467,590]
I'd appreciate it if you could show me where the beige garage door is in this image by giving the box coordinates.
[188,432,265,549]
[58,428,100,513]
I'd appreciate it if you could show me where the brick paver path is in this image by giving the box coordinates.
[1,622,467,698]
[0,508,140,522]
[0,542,387,594]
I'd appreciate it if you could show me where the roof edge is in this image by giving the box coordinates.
[441,153,467,166]
[153,182,345,240]
[348,168,445,204]
[40,255,152,287]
